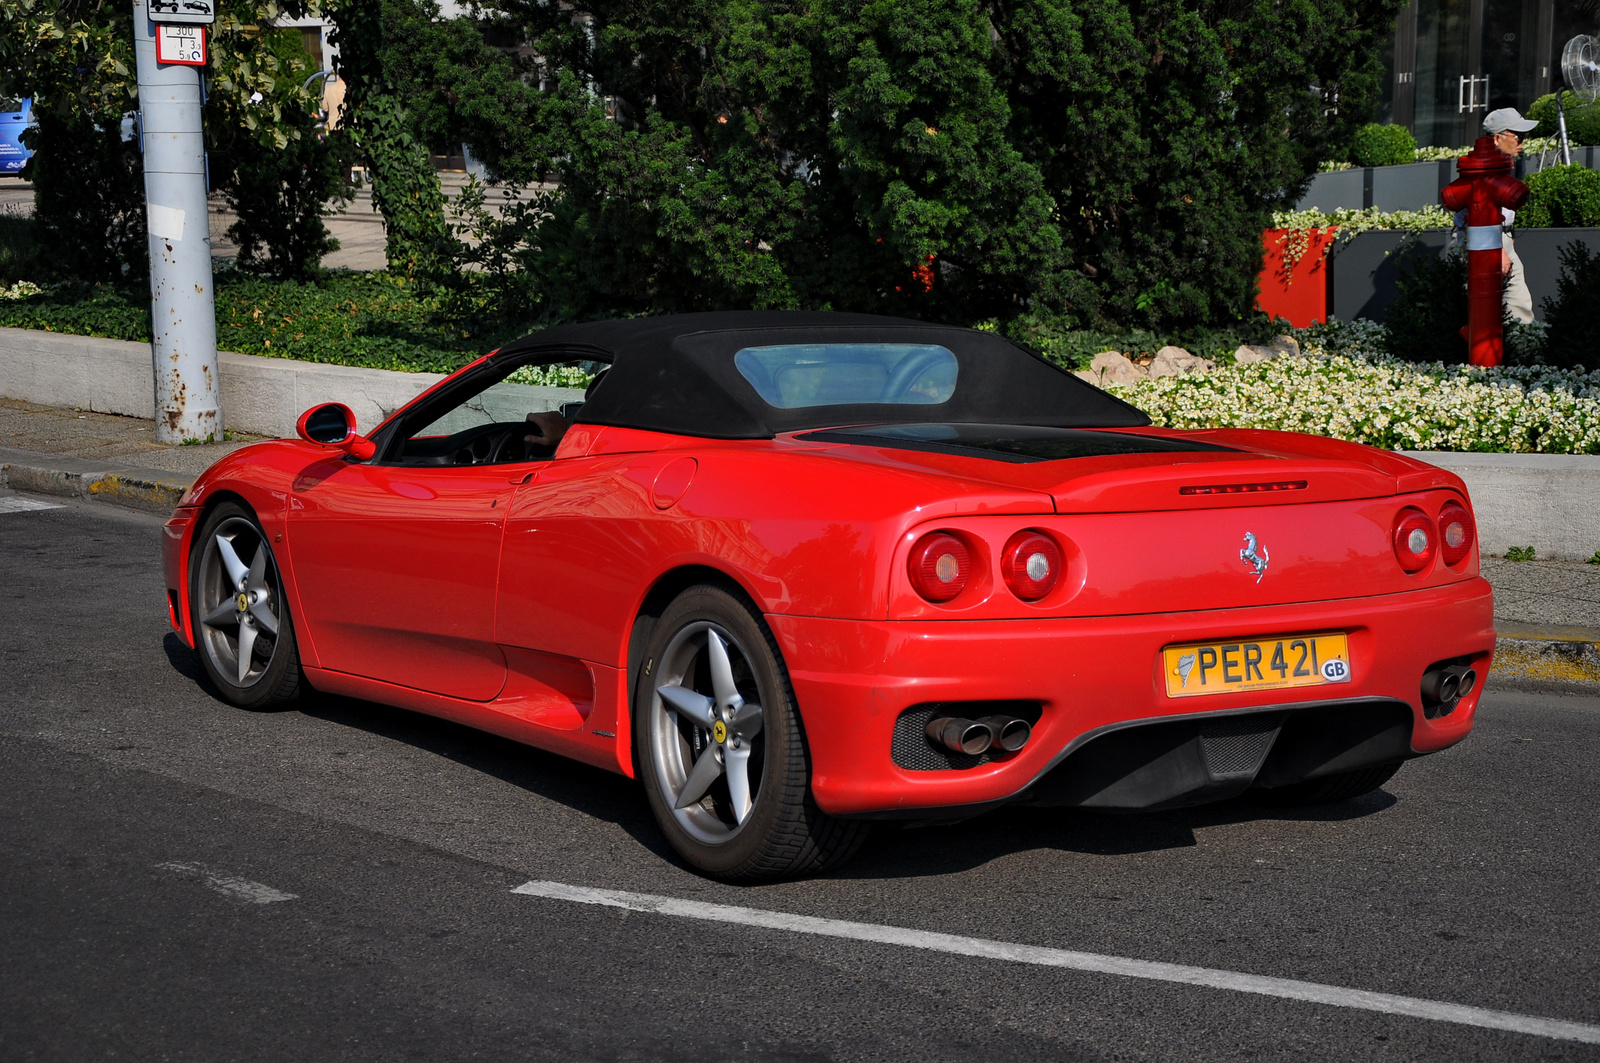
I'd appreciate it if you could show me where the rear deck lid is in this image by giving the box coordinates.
[796,424,1404,511]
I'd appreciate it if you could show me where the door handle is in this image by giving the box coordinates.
[509,471,535,485]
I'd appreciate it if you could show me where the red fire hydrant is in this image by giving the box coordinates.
[1439,137,1529,367]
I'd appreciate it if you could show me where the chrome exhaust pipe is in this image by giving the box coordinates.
[1420,668,1461,705]
[926,717,993,755]
[1456,667,1477,697]
[978,715,1032,752]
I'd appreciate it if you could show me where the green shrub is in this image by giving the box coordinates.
[206,29,358,280]
[1528,91,1600,145]
[1350,123,1418,168]
[1517,164,1600,228]
[0,214,38,285]
[1382,250,1467,363]
[1541,242,1600,369]
[0,270,525,372]
[24,111,147,282]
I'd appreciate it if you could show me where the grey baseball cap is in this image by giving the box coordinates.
[1483,108,1540,134]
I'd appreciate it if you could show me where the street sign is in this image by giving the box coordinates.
[147,0,214,25]
[155,23,206,65]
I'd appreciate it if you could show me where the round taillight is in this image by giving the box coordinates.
[1002,530,1063,601]
[908,532,971,603]
[1392,507,1438,573]
[1438,500,1475,566]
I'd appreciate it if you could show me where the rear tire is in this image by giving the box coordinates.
[634,584,869,881]
[1256,761,1403,806]
[189,501,303,710]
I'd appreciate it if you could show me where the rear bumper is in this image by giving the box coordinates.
[770,578,1494,816]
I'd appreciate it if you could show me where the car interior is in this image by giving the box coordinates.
[380,356,610,467]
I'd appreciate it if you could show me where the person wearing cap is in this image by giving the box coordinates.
[1468,108,1541,323]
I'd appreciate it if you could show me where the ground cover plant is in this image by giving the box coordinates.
[1104,319,1600,453]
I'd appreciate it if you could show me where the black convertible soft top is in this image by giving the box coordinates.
[490,311,1149,440]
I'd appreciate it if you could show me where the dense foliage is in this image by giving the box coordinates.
[333,0,1401,333]
[206,28,358,279]
[1528,91,1600,146]
[0,213,35,284]
[1350,122,1417,167]
[1517,164,1600,228]
[24,112,147,281]
[1381,249,1467,364]
[1541,242,1600,370]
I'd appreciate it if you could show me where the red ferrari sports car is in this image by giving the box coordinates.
[162,312,1494,881]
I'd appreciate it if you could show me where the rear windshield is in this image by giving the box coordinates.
[734,343,957,408]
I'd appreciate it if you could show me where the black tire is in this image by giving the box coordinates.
[1256,761,1403,806]
[189,501,303,709]
[634,584,869,882]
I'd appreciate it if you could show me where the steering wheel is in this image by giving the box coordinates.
[883,349,952,401]
[489,423,556,464]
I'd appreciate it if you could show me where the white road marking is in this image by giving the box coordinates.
[511,879,1600,1045]
[156,861,298,904]
[0,496,65,513]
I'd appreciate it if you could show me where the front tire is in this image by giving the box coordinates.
[189,501,302,709]
[634,585,868,881]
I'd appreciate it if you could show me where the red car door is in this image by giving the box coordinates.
[289,459,518,701]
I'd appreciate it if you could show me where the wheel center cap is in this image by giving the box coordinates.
[237,592,250,613]
[712,720,728,744]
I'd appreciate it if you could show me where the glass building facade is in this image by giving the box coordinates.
[1376,0,1598,146]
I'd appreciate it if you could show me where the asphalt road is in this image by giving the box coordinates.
[3,491,1598,1062]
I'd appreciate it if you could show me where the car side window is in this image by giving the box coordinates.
[390,358,604,467]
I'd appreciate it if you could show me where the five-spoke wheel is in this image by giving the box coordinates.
[190,502,302,708]
[635,584,868,880]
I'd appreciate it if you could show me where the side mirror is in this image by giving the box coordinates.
[296,402,376,460]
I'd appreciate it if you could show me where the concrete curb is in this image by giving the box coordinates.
[0,327,446,439]
[0,447,191,513]
[1489,625,1600,695]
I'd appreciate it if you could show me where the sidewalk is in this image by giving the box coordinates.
[0,397,256,511]
[1,398,1596,694]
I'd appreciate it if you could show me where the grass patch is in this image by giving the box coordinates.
[0,269,528,374]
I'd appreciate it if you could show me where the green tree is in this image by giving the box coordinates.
[206,27,356,279]
[325,0,459,282]
[0,0,341,281]
[327,0,1404,330]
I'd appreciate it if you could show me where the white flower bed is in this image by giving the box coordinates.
[0,281,43,301]
[1103,321,1600,454]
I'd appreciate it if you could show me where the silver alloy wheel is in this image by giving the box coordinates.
[647,621,768,845]
[195,516,283,688]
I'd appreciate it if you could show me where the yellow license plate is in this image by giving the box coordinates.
[1162,633,1351,698]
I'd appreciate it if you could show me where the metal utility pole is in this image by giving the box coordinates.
[133,0,222,443]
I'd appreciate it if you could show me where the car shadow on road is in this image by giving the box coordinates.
[162,633,678,862]
[163,630,1404,881]
[840,789,1399,880]
[296,691,678,861]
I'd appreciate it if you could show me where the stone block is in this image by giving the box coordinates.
[1148,346,1215,378]
[1077,350,1146,388]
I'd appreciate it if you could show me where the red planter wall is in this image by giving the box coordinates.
[1257,227,1337,328]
